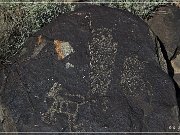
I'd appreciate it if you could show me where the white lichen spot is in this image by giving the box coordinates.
[34,95,39,98]
[65,62,74,69]
[61,42,74,58]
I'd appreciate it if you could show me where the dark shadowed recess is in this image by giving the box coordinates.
[156,36,180,112]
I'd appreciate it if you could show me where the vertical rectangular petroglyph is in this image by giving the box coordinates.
[88,28,118,111]
[120,55,153,117]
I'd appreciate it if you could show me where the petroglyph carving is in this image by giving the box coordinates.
[120,56,145,95]
[88,28,118,111]
[120,55,153,98]
[41,82,86,131]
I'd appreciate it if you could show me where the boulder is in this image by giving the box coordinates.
[148,5,180,100]
[0,5,179,132]
[148,5,180,60]
[172,54,180,87]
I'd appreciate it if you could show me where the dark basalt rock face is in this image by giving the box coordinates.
[0,5,179,132]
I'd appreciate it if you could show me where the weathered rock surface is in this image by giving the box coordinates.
[172,54,180,87]
[0,5,179,132]
[148,5,180,60]
[148,5,180,100]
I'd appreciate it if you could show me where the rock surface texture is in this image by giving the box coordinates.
[148,5,180,101]
[0,5,179,132]
[148,5,180,60]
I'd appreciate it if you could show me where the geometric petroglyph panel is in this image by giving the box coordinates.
[41,82,86,131]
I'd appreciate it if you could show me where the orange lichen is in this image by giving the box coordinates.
[37,35,44,45]
[54,40,64,60]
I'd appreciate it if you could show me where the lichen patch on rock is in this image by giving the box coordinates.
[54,40,74,60]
